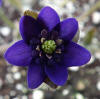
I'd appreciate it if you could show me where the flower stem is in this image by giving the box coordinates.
[77,1,100,22]
[0,8,15,29]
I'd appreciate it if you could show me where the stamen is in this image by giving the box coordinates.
[55,49,61,54]
[39,52,42,57]
[41,38,46,43]
[46,54,52,59]
[41,29,48,38]
[56,39,63,45]
[36,45,40,51]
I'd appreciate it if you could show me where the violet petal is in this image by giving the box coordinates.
[57,18,78,41]
[4,40,32,66]
[38,6,60,32]
[64,41,91,66]
[19,16,41,43]
[45,64,68,85]
[27,64,45,89]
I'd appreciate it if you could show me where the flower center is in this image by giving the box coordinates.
[42,40,56,54]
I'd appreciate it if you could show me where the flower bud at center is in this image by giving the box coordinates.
[42,40,56,54]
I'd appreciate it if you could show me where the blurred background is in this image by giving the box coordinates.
[0,0,100,99]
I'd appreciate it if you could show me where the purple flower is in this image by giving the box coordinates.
[0,0,2,6]
[4,6,91,89]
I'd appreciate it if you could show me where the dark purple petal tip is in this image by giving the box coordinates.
[19,16,41,43]
[38,6,60,31]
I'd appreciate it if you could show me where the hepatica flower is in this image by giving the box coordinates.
[4,7,91,89]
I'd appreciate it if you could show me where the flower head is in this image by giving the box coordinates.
[4,6,91,89]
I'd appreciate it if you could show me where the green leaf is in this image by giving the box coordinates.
[84,28,95,45]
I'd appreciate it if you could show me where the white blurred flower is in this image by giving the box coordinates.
[0,27,11,37]
[75,93,84,99]
[13,72,21,80]
[96,81,100,91]
[6,73,14,84]
[32,90,44,99]
[16,83,24,90]
[62,89,69,96]
[69,67,79,72]
[65,1,75,14]
[92,11,100,24]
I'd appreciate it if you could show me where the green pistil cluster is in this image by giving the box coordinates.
[42,40,56,54]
